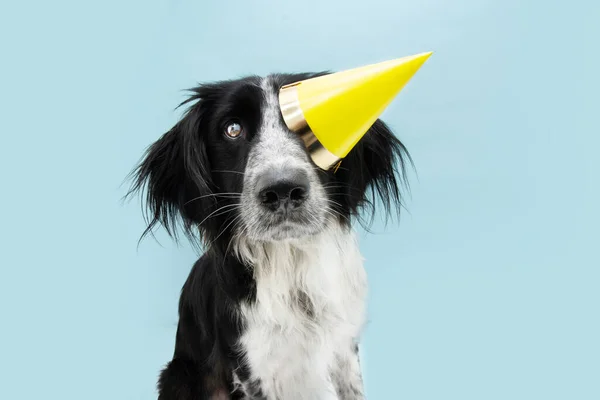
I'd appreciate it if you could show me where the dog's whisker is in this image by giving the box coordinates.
[322,184,358,190]
[212,169,245,176]
[322,184,362,193]
[323,192,353,198]
[206,213,243,250]
[184,192,242,206]
[197,203,241,227]
[326,198,345,208]
[220,213,246,263]
[323,206,347,223]
[206,206,242,221]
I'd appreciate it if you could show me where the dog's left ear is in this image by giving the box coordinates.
[339,119,413,223]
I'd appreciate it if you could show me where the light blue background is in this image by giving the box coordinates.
[1,0,598,399]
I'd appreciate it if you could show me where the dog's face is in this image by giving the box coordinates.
[238,78,330,241]
[129,73,411,249]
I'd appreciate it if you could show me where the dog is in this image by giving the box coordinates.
[127,72,412,400]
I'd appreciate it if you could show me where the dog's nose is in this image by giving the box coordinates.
[256,168,310,211]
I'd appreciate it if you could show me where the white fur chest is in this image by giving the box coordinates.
[234,225,367,400]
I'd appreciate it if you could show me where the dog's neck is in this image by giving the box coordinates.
[233,222,366,319]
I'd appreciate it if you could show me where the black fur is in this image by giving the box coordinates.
[126,73,412,399]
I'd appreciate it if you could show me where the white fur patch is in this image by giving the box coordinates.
[234,223,367,400]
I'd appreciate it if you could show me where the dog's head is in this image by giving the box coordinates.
[127,74,411,252]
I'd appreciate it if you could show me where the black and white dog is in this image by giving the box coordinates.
[128,72,411,400]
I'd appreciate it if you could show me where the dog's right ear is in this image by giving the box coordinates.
[125,104,213,243]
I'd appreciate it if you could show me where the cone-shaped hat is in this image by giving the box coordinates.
[279,52,432,169]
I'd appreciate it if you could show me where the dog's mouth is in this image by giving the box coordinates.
[268,208,311,225]
[237,195,328,242]
[245,208,324,241]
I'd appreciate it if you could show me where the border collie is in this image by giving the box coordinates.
[128,73,411,400]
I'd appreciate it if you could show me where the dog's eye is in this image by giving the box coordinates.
[224,121,243,139]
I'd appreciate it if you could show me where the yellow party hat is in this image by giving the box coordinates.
[279,52,432,169]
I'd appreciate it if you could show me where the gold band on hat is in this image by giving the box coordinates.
[279,83,340,170]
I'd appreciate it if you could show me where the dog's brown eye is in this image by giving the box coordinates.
[224,121,243,139]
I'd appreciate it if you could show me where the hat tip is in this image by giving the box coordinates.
[398,51,433,64]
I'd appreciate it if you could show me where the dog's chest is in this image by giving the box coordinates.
[236,229,367,399]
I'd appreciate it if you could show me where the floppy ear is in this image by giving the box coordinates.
[126,104,214,243]
[338,119,413,225]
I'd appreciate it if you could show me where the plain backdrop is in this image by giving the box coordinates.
[1,0,598,399]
